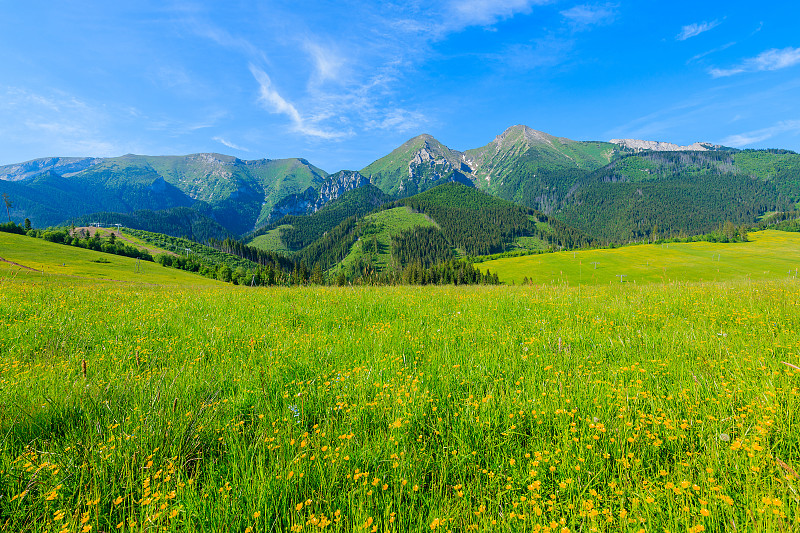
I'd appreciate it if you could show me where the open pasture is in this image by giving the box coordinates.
[480,230,800,286]
[0,232,221,287]
[1,276,799,531]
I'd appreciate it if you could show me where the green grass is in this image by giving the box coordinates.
[510,236,549,251]
[1,277,798,532]
[335,207,438,273]
[0,232,222,286]
[480,229,800,285]
[248,225,295,255]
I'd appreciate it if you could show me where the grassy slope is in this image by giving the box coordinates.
[248,225,294,255]
[335,207,438,273]
[0,232,222,286]
[480,229,800,285]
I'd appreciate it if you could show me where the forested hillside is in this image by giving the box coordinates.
[557,151,796,242]
[393,183,592,255]
[288,183,592,277]
[249,184,391,252]
[71,207,232,243]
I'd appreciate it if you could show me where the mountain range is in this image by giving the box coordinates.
[1,125,798,244]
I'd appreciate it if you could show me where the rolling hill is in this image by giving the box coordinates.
[0,230,222,286]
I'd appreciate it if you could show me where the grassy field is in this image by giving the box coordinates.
[1,271,798,531]
[0,232,221,286]
[480,229,800,286]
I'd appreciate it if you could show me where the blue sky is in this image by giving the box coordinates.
[1,1,799,172]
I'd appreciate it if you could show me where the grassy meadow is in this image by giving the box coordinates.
[1,267,799,531]
[0,232,221,287]
[480,230,800,286]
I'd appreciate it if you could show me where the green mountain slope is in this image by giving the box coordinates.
[360,134,472,197]
[0,154,327,236]
[359,125,628,212]
[293,183,593,275]
[70,207,232,243]
[248,184,391,253]
[332,207,439,274]
[557,151,796,242]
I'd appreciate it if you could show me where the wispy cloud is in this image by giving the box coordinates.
[188,20,269,65]
[363,108,427,133]
[447,0,549,30]
[687,41,736,64]
[561,3,617,28]
[213,136,249,152]
[249,64,347,140]
[495,36,574,70]
[710,47,800,77]
[719,119,800,147]
[0,87,123,158]
[676,20,721,41]
[303,40,346,86]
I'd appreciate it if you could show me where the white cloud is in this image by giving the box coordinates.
[719,120,800,147]
[213,136,249,152]
[303,40,346,85]
[710,47,800,77]
[561,4,617,28]
[249,64,347,140]
[364,108,427,133]
[447,0,548,29]
[676,20,721,41]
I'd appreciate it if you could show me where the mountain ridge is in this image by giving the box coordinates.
[2,125,798,245]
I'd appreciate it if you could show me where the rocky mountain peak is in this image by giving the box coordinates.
[494,125,555,148]
[609,139,714,152]
[0,156,99,182]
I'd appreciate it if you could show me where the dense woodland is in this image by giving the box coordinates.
[127,226,496,287]
[341,258,499,286]
[560,172,789,243]
[391,226,454,268]
[555,151,794,243]
[392,183,593,254]
[71,207,231,243]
